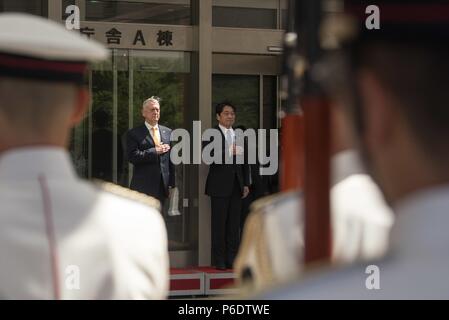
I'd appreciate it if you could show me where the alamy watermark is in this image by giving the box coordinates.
[65,265,80,290]
[365,5,380,30]
[170,122,279,176]
[65,5,80,30]
[365,264,380,290]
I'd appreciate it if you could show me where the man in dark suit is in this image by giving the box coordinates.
[205,102,250,270]
[127,96,175,204]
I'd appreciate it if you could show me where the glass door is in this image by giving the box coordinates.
[129,50,193,253]
[212,74,260,129]
[212,74,279,130]
[69,49,196,258]
[211,73,280,198]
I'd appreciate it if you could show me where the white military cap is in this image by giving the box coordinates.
[0,12,108,84]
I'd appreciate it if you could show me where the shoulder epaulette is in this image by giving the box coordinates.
[93,180,161,211]
[250,190,300,213]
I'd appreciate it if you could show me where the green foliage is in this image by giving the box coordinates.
[132,71,185,129]
[212,74,259,129]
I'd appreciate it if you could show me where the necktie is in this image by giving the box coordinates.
[226,129,233,156]
[152,127,161,146]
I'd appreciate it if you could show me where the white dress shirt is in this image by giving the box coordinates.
[219,124,235,156]
[145,121,161,145]
[218,124,235,142]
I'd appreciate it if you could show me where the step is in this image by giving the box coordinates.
[169,267,238,297]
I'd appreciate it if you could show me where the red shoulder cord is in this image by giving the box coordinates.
[38,175,61,300]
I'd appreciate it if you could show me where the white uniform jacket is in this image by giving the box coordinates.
[256,185,449,299]
[234,150,394,290]
[0,147,169,299]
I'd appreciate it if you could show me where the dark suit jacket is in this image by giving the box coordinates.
[126,124,175,198]
[205,125,250,197]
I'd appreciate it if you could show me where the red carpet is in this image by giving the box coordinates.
[169,267,237,297]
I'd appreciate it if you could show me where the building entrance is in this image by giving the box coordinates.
[68,51,281,269]
[69,49,197,264]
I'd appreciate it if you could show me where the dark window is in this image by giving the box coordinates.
[213,6,276,29]
[62,0,75,19]
[0,0,47,16]
[281,9,288,30]
[263,75,278,130]
[64,0,191,25]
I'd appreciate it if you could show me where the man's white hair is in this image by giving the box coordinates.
[142,96,161,109]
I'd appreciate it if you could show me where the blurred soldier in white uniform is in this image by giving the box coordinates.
[0,13,169,299]
[234,104,393,290]
[255,0,449,299]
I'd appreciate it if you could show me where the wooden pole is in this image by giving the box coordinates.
[297,0,332,265]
